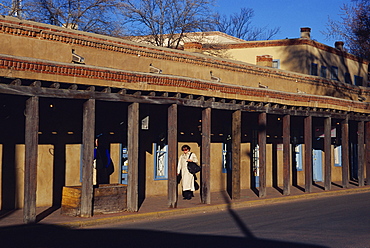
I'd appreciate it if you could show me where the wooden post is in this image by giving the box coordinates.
[80,99,95,218]
[324,117,332,190]
[127,102,139,211]
[201,108,211,204]
[366,122,370,186]
[304,115,312,193]
[167,104,178,208]
[358,121,365,187]
[341,119,349,188]
[258,112,267,198]
[283,114,291,196]
[231,110,241,199]
[23,96,39,224]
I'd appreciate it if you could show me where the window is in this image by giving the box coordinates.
[331,66,339,80]
[154,143,168,180]
[344,73,352,84]
[310,63,318,76]
[320,66,327,78]
[354,75,363,86]
[222,143,232,173]
[272,59,280,69]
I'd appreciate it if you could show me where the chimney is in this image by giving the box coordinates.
[335,41,344,51]
[184,42,203,53]
[256,55,273,67]
[300,27,311,39]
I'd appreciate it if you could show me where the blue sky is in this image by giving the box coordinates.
[214,0,352,47]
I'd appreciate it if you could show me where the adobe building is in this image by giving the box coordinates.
[0,16,369,223]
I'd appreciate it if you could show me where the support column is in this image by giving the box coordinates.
[324,117,332,190]
[23,96,39,224]
[231,110,241,199]
[167,104,178,208]
[127,102,139,211]
[366,122,370,185]
[304,115,312,193]
[283,114,291,196]
[358,121,365,187]
[80,99,95,218]
[201,108,211,204]
[258,112,267,198]
[341,119,349,188]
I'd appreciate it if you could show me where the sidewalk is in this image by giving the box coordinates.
[1,182,370,229]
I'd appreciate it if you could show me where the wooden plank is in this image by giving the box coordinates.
[23,96,39,224]
[304,115,312,193]
[127,102,139,211]
[366,122,370,186]
[231,110,241,199]
[167,104,178,208]
[324,117,332,190]
[258,112,267,198]
[342,119,349,188]
[358,121,365,187]
[283,114,291,195]
[201,108,211,204]
[80,99,95,218]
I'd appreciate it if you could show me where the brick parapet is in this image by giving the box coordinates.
[1,54,369,114]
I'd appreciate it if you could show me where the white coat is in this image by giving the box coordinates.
[177,152,199,191]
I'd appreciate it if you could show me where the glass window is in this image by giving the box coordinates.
[320,66,327,78]
[311,63,318,76]
[331,66,339,80]
[354,75,363,86]
[272,59,280,69]
[154,143,168,180]
[344,73,352,84]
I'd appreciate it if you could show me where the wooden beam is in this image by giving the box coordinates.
[324,117,332,190]
[231,110,241,199]
[304,115,313,193]
[23,96,39,224]
[283,114,291,195]
[258,112,267,198]
[167,104,178,208]
[80,99,95,218]
[201,108,211,204]
[127,102,139,211]
[358,121,365,186]
[342,119,349,188]
[365,122,370,186]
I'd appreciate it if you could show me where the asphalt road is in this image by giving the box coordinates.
[89,192,370,248]
[1,192,369,248]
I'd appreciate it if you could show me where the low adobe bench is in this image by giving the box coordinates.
[61,184,127,216]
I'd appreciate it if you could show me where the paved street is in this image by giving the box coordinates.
[88,192,370,248]
[1,191,369,248]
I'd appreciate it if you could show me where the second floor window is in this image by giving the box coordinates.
[344,73,352,84]
[354,75,363,86]
[320,66,327,78]
[272,59,280,69]
[311,63,318,76]
[331,66,339,81]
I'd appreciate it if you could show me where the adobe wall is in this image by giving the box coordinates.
[0,16,369,112]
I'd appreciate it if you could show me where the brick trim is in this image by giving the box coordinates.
[1,55,369,113]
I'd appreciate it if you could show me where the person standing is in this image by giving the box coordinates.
[177,145,199,200]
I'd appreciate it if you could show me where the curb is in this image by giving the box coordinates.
[60,186,370,228]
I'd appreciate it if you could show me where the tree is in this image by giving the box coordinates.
[213,7,280,41]
[0,0,123,37]
[119,0,215,48]
[324,0,370,60]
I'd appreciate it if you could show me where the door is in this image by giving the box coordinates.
[313,149,323,182]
